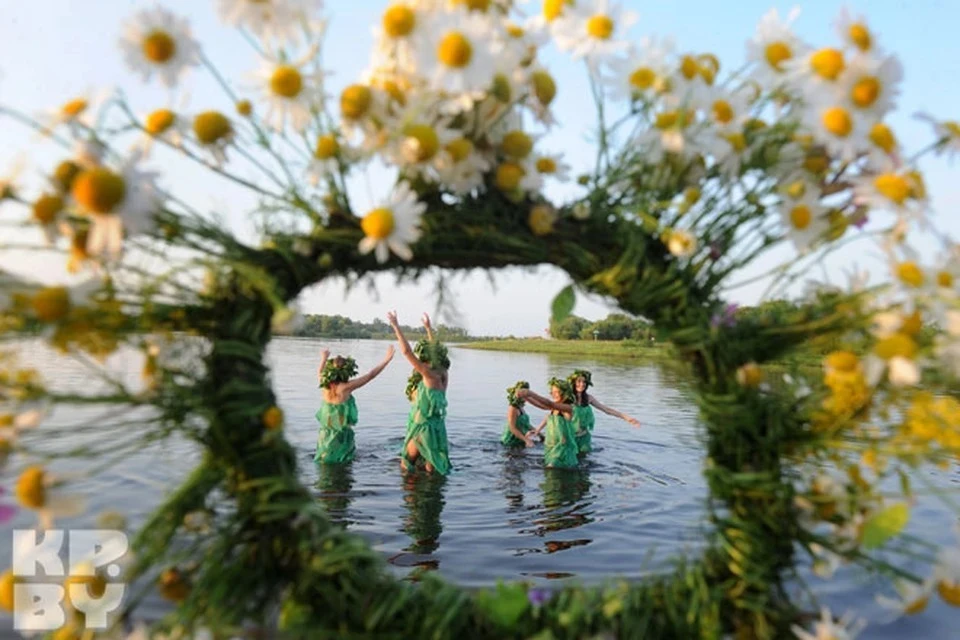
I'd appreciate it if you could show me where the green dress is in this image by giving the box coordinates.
[401,382,451,476]
[571,404,596,454]
[501,410,532,447]
[543,411,578,469]
[314,396,358,464]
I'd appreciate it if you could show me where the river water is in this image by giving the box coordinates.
[1,337,957,637]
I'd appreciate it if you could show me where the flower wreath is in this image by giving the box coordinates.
[319,356,358,388]
[506,380,530,408]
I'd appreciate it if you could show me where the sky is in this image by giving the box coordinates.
[0,0,958,336]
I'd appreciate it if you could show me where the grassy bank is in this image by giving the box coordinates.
[456,338,674,360]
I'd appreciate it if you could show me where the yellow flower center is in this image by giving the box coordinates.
[501,131,533,159]
[784,180,806,199]
[826,350,860,373]
[902,310,923,336]
[402,124,440,162]
[446,138,473,163]
[803,151,829,175]
[895,261,924,288]
[543,0,571,22]
[16,465,46,509]
[495,162,525,191]
[340,85,373,120]
[938,580,960,607]
[684,187,701,204]
[262,406,284,430]
[528,204,556,236]
[0,570,15,612]
[810,47,845,81]
[531,70,557,106]
[712,100,734,124]
[724,133,746,152]
[236,100,253,117]
[821,107,853,137]
[904,596,928,616]
[789,204,812,230]
[437,32,473,68]
[764,41,792,71]
[907,171,927,200]
[869,122,896,153]
[72,168,126,215]
[142,30,177,64]
[53,160,82,193]
[506,23,525,38]
[61,98,88,118]
[451,0,491,11]
[655,110,691,130]
[736,362,763,387]
[629,67,656,91]
[937,271,954,288]
[875,332,918,360]
[383,4,416,37]
[32,194,64,224]
[874,173,911,205]
[193,111,232,144]
[680,55,699,80]
[145,109,176,136]
[32,287,71,322]
[491,74,513,102]
[361,207,395,240]
[851,76,881,108]
[270,65,303,98]
[586,14,614,40]
[849,23,872,51]
[536,157,557,174]
[943,121,960,138]
[314,134,339,160]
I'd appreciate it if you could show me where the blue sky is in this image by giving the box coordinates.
[1,1,958,336]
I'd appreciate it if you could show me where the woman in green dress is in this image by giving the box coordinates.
[501,380,537,448]
[518,378,579,469]
[568,369,641,455]
[388,311,452,476]
[314,346,394,464]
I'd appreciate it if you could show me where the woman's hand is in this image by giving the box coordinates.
[386,310,399,327]
[320,349,330,360]
[421,312,432,330]
[627,416,641,427]
[524,433,536,448]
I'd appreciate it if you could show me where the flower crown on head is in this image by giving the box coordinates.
[414,339,450,370]
[405,370,422,401]
[506,380,530,407]
[547,377,575,404]
[319,356,358,388]
[568,369,593,388]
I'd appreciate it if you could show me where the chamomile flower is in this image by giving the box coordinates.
[306,134,343,185]
[638,107,704,162]
[68,154,163,259]
[838,53,902,119]
[665,228,697,258]
[703,86,753,133]
[746,8,808,88]
[865,329,921,387]
[119,7,200,88]
[192,110,235,166]
[252,50,326,132]
[779,192,829,254]
[802,103,867,162]
[14,465,87,529]
[863,121,900,168]
[876,578,934,618]
[608,36,674,101]
[38,90,108,134]
[835,7,878,54]
[525,66,559,126]
[915,112,960,162]
[853,165,926,225]
[0,402,46,452]
[526,0,576,32]
[791,606,865,640]
[531,152,571,182]
[357,181,425,264]
[374,2,425,70]
[384,105,458,180]
[435,136,492,194]
[137,108,189,155]
[785,46,847,97]
[414,7,500,97]
[216,0,324,47]
[552,0,637,64]
[704,128,752,178]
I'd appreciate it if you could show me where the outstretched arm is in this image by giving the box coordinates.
[343,346,395,392]
[518,389,572,415]
[317,349,330,386]
[533,415,548,436]
[422,313,435,342]
[387,311,434,378]
[590,396,641,427]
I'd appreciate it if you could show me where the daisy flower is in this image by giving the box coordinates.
[357,181,425,264]
[779,192,829,254]
[551,0,637,65]
[435,136,492,194]
[791,606,865,640]
[68,153,163,259]
[607,36,674,102]
[524,66,559,126]
[118,7,200,88]
[526,0,576,33]
[637,106,704,163]
[853,165,926,225]
[373,2,427,72]
[785,46,847,98]
[531,152,571,182]
[192,110,235,166]
[306,134,344,185]
[835,7,878,54]
[14,465,87,529]
[877,578,934,618]
[216,0,324,47]
[864,121,901,168]
[37,89,109,135]
[252,50,326,132]
[801,103,867,163]
[30,192,67,245]
[413,7,500,96]
[704,128,752,178]
[915,112,960,162]
[665,228,697,258]
[28,279,102,325]
[746,8,809,89]
[493,160,540,196]
[703,86,753,133]
[837,53,903,120]
[383,104,458,180]
[137,107,189,155]
[865,329,921,387]
[0,402,46,453]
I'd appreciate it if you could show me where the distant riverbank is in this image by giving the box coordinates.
[455,338,674,360]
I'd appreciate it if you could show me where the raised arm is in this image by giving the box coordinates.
[518,389,572,415]
[317,349,330,386]
[422,313,435,342]
[343,346,395,392]
[387,311,434,378]
[590,396,641,427]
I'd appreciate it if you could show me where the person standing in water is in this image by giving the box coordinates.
[501,380,537,448]
[315,347,395,464]
[518,378,579,469]
[388,311,451,476]
[568,369,641,455]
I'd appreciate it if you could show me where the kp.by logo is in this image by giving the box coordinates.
[11,529,128,631]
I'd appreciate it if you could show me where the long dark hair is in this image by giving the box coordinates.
[569,370,592,407]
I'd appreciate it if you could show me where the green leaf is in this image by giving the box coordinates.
[475,581,529,628]
[551,285,576,323]
[862,502,910,549]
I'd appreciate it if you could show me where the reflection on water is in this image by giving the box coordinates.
[388,472,447,577]
[315,463,355,526]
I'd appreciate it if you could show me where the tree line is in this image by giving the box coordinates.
[549,313,655,341]
[285,314,474,341]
